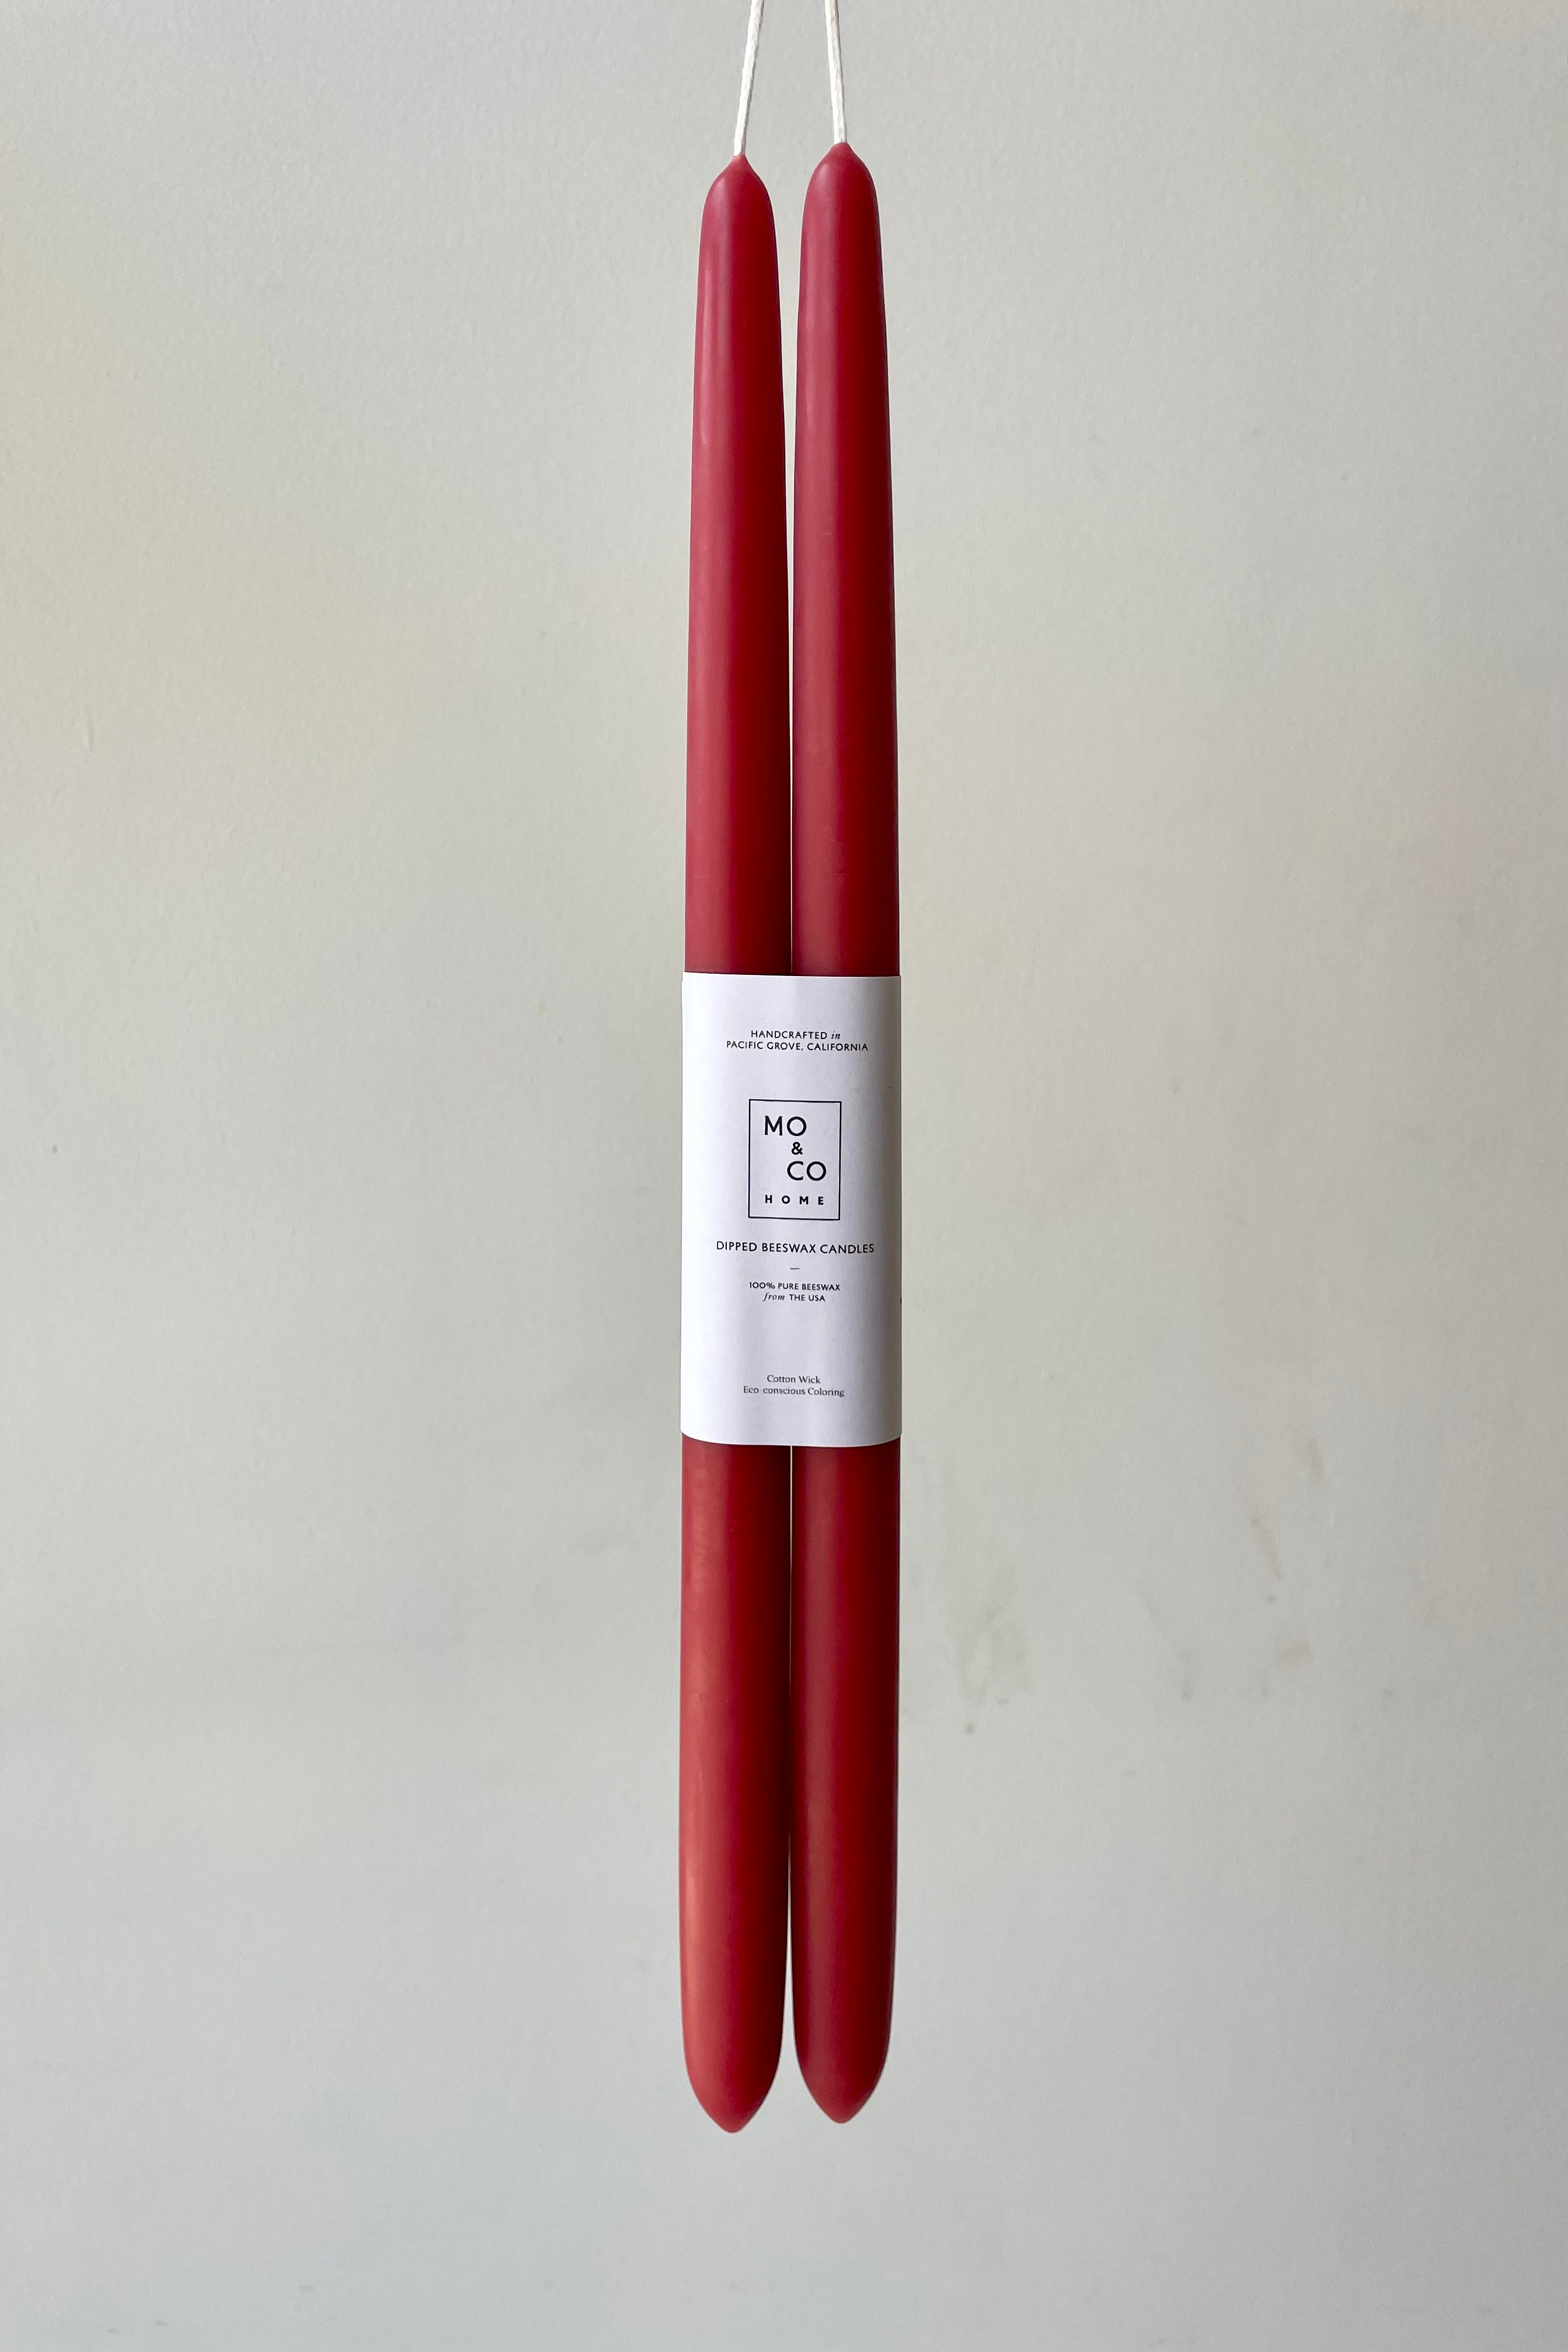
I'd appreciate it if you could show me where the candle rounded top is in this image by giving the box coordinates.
[705,148,771,228]
[804,140,878,212]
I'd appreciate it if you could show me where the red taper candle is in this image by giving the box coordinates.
[790,140,900,2123]
[680,152,792,2132]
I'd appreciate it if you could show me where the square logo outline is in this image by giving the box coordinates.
[747,1096,843,1222]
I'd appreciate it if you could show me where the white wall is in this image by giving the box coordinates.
[3,3,1566,2346]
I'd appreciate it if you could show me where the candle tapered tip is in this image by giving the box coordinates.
[685,2051,779,2132]
[800,2043,888,2124]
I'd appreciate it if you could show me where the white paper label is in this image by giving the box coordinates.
[681,973,901,1447]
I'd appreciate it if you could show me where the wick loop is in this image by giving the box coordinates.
[733,0,848,160]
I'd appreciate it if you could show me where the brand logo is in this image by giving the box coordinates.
[748,1099,842,1221]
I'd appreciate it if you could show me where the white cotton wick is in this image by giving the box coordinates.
[824,0,846,145]
[733,0,766,158]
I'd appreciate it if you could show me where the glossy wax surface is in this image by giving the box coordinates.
[790,142,901,2124]
[680,154,792,2132]
[687,156,791,980]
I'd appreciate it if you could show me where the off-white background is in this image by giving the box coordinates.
[2,3,1566,2347]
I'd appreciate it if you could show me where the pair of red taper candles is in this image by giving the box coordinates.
[680,126,898,2130]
